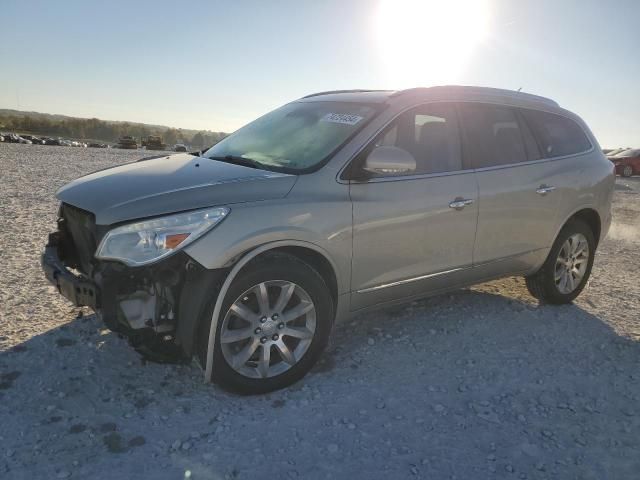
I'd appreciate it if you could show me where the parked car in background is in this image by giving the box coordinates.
[42,86,614,393]
[610,148,640,177]
[117,135,138,149]
[20,134,44,145]
[142,135,167,151]
[44,138,62,146]
[174,143,188,152]
[3,133,29,143]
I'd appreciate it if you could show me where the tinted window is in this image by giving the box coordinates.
[520,109,591,157]
[459,104,528,168]
[516,110,543,161]
[368,103,462,175]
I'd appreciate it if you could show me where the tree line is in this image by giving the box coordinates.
[0,112,228,148]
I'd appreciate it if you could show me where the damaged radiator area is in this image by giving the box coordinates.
[95,253,199,363]
[55,203,226,364]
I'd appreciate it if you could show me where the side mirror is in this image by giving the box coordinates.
[363,146,416,175]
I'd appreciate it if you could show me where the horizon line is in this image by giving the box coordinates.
[0,106,229,134]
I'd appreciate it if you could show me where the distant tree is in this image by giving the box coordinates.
[164,128,179,145]
[191,132,205,148]
[0,111,228,144]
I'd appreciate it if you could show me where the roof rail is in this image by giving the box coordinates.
[302,89,392,99]
[390,86,559,107]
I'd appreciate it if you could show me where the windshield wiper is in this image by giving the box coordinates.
[208,155,264,170]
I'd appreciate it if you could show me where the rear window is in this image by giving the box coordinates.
[616,149,640,158]
[520,109,591,158]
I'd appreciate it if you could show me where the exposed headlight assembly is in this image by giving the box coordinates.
[95,207,229,266]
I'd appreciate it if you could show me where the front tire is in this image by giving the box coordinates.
[201,253,334,394]
[525,219,595,304]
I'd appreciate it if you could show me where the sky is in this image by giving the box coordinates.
[0,0,638,147]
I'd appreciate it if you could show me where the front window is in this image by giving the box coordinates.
[204,101,378,172]
[365,102,463,175]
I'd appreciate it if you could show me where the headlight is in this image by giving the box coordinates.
[95,207,229,266]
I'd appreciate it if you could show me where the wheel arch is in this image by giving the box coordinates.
[260,246,339,306]
[202,240,340,382]
[557,207,602,247]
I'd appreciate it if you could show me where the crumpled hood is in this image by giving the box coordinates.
[56,154,297,225]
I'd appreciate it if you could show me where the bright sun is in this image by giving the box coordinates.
[375,0,490,88]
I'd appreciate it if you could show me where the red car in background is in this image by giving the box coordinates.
[609,148,640,177]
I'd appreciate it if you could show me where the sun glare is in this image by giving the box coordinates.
[375,0,490,88]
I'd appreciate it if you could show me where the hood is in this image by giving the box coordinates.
[56,154,297,225]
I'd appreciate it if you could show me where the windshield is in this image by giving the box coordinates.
[204,101,378,172]
[611,148,633,157]
[616,149,639,157]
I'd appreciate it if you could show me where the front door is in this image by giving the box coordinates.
[348,103,478,310]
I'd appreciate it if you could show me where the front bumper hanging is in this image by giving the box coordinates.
[41,237,99,308]
[41,228,226,363]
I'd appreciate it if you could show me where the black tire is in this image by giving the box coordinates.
[622,165,633,177]
[525,219,596,304]
[199,252,334,394]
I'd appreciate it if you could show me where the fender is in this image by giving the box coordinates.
[204,239,341,382]
[551,203,602,246]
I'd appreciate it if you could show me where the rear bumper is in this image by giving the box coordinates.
[41,239,99,309]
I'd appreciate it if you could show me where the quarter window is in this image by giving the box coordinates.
[459,104,528,168]
[366,103,462,176]
[520,109,592,157]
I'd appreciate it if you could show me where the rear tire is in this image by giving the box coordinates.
[525,219,595,304]
[199,252,334,394]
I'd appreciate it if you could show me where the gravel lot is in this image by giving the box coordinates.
[1,142,639,479]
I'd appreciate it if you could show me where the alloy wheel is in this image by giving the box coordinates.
[554,233,589,294]
[220,280,316,379]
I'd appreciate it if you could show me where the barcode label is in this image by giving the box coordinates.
[321,113,364,126]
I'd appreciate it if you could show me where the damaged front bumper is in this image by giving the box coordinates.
[42,239,99,309]
[42,229,226,363]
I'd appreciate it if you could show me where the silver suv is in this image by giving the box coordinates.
[42,86,615,393]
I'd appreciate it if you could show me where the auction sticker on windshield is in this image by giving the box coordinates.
[321,113,364,125]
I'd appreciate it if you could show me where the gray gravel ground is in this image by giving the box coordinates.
[1,142,639,479]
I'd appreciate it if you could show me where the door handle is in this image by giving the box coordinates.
[449,198,474,210]
[536,184,556,195]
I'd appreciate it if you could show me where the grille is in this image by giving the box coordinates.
[60,203,98,275]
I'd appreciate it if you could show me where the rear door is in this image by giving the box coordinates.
[349,103,478,310]
[458,103,562,272]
